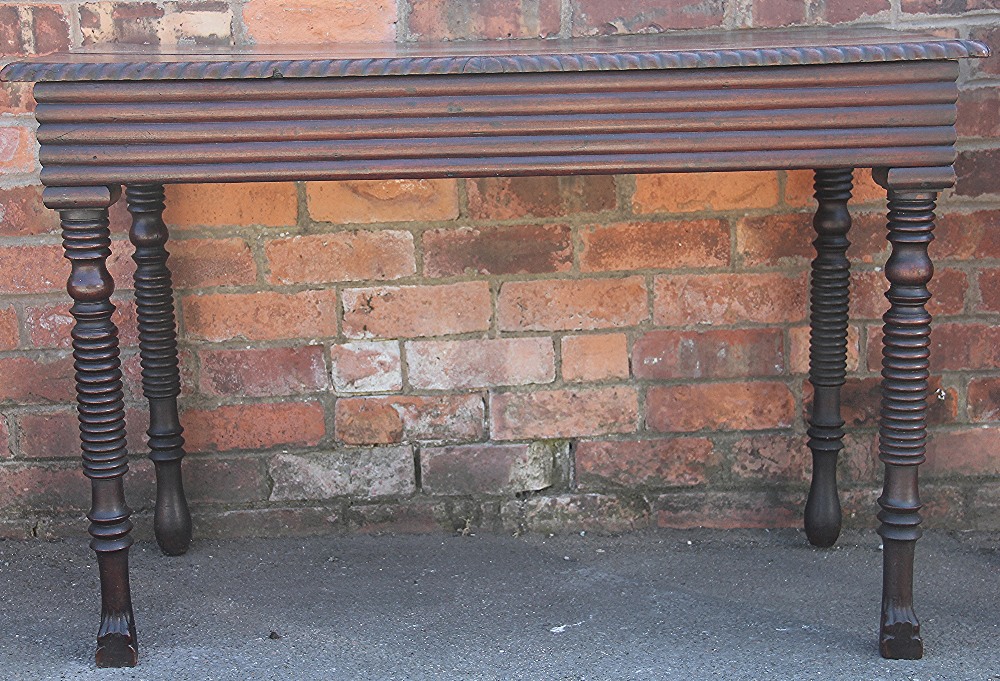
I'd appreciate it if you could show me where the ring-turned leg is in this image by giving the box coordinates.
[804,168,852,548]
[45,186,138,667]
[126,184,192,556]
[872,166,953,660]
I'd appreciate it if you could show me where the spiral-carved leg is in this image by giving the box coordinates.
[127,184,192,556]
[46,186,137,667]
[876,186,938,660]
[804,168,852,548]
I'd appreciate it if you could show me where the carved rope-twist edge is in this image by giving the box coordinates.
[1,40,988,82]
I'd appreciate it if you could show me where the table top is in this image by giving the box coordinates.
[1,28,988,82]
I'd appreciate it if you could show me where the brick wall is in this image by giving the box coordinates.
[1,1,998,539]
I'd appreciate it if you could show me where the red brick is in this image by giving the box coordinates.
[933,210,1000,260]
[580,219,729,272]
[266,231,415,285]
[0,464,88,512]
[502,494,651,534]
[647,381,795,433]
[634,329,784,380]
[306,180,458,224]
[576,437,717,489]
[803,376,955,429]
[957,87,1000,139]
[336,394,485,445]
[182,401,326,453]
[634,171,778,213]
[269,446,415,500]
[572,0,725,34]
[421,443,555,495]
[406,338,554,390]
[491,386,638,440]
[466,176,616,220]
[0,127,38,175]
[822,0,890,21]
[968,377,1000,422]
[736,213,811,266]
[924,427,1000,477]
[976,268,1000,312]
[243,0,396,43]
[343,282,491,339]
[168,238,257,288]
[0,307,17,351]
[850,268,966,319]
[423,224,572,277]
[788,324,861,374]
[0,355,75,403]
[0,7,24,55]
[408,0,560,40]
[24,299,139,349]
[330,341,402,394]
[654,272,807,325]
[753,0,807,26]
[0,186,60,236]
[163,183,297,228]
[27,4,71,54]
[785,168,885,208]
[655,490,801,529]
[182,290,339,341]
[927,323,1000,372]
[955,148,1000,197]
[498,277,647,332]
[197,346,327,397]
[561,333,630,383]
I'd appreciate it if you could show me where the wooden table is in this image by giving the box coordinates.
[1,29,989,667]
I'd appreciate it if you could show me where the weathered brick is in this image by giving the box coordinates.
[198,345,327,397]
[789,324,860,374]
[0,355,75,404]
[730,433,810,482]
[491,386,638,440]
[752,0,807,26]
[976,268,1000,312]
[421,443,555,495]
[634,171,778,213]
[0,186,63,236]
[408,0,560,40]
[244,0,396,43]
[266,231,415,285]
[0,81,35,115]
[0,418,10,460]
[576,437,717,489]
[655,489,801,529]
[924,427,1000,477]
[634,329,784,380]
[346,500,444,534]
[736,212,811,266]
[81,0,232,46]
[957,87,1000,139]
[407,338,554,390]
[561,333,630,383]
[182,401,326,453]
[967,377,1000,422]
[422,224,572,277]
[502,494,651,534]
[850,268,966,319]
[269,446,415,500]
[0,7,24,55]
[784,168,885,208]
[336,394,485,445]
[498,277,647,332]
[330,341,402,394]
[955,148,1000,197]
[183,290,339,341]
[163,183,297,228]
[580,219,729,272]
[654,272,807,325]
[465,176,616,220]
[821,0,890,21]
[342,282,491,339]
[27,4,72,54]
[933,210,1000,260]
[928,323,1000,372]
[306,180,458,224]
[0,307,18,351]
[0,464,88,512]
[128,455,269,506]
[647,382,795,433]
[16,408,146,459]
[572,0,725,34]
[24,299,139,349]
[972,27,1000,76]
[0,127,38,175]
[168,238,257,288]
[902,0,982,12]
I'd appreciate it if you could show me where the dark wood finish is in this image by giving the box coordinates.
[126,185,191,557]
[44,185,138,668]
[1,30,988,667]
[804,168,853,548]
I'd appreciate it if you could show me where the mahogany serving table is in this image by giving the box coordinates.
[1,29,989,667]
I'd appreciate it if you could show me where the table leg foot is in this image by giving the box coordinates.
[96,550,138,668]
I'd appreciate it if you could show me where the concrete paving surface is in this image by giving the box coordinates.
[0,529,997,680]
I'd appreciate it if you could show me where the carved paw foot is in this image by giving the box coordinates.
[96,611,138,667]
[880,603,923,660]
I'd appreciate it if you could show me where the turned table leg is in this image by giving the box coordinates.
[871,166,952,659]
[126,184,192,556]
[45,186,138,667]
[804,168,853,548]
